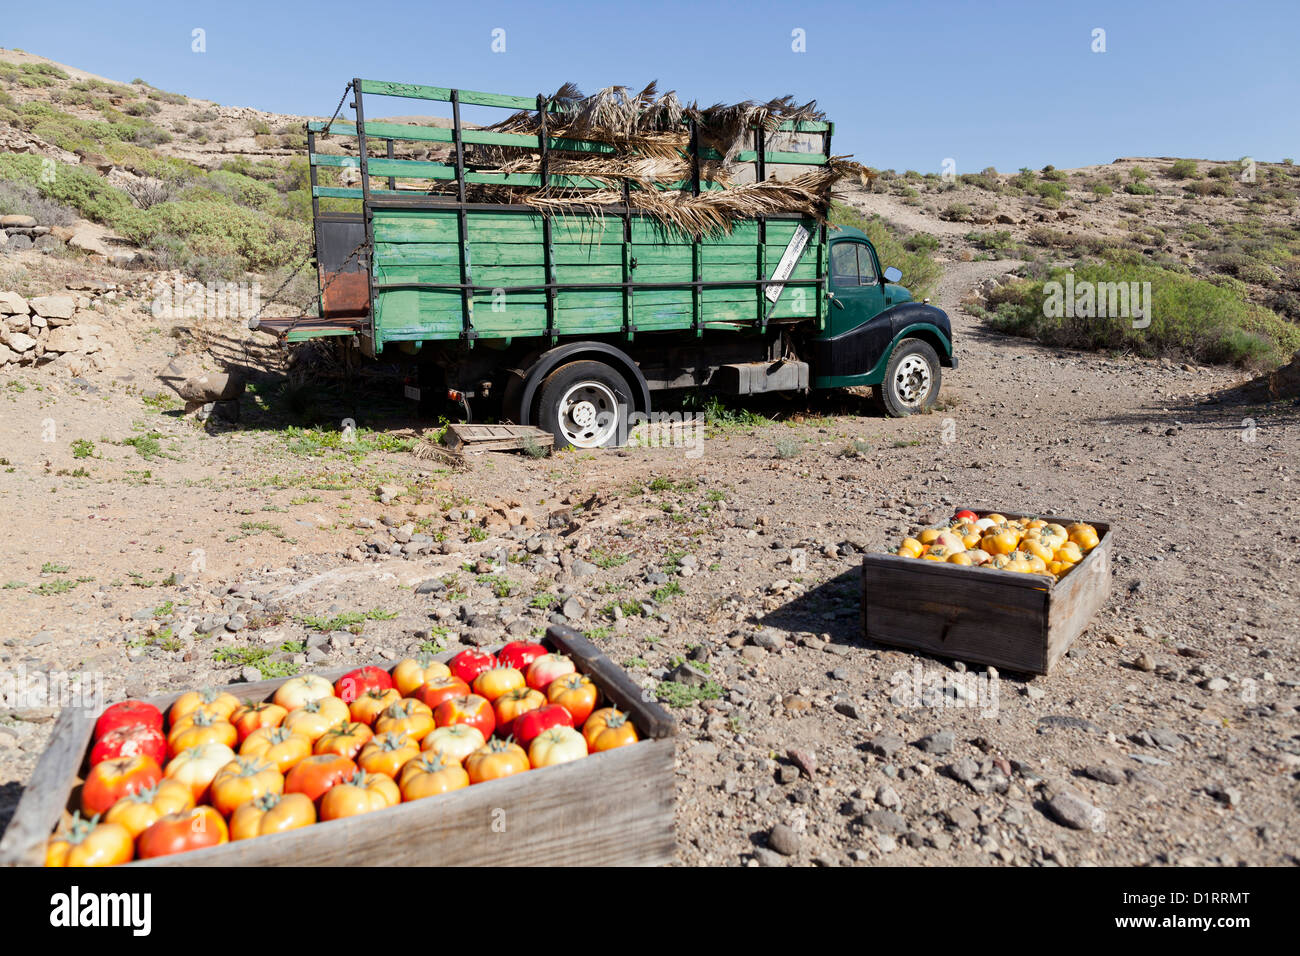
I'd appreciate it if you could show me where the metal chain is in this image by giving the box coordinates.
[320,81,353,137]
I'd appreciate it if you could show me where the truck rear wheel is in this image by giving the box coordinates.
[535,360,633,449]
[873,338,941,417]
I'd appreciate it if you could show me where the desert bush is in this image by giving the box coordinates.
[904,232,939,253]
[1124,182,1155,195]
[1168,159,1200,179]
[967,230,1015,253]
[121,199,306,271]
[1090,181,1113,196]
[1185,179,1233,198]
[939,202,974,222]
[0,180,78,226]
[1040,165,1067,182]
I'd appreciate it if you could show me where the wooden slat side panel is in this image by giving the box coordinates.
[0,706,95,866]
[861,558,1051,674]
[546,625,677,738]
[1045,529,1113,672]
[132,739,675,867]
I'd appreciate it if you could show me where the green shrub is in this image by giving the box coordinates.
[939,202,974,222]
[1124,182,1155,195]
[1185,179,1233,197]
[1168,159,1200,179]
[122,199,306,271]
[1090,181,1113,196]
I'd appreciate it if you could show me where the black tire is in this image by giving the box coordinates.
[872,338,942,417]
[535,360,634,449]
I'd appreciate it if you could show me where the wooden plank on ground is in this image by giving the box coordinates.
[443,423,553,454]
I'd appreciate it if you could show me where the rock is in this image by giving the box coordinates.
[1047,790,1105,832]
[1037,715,1103,735]
[786,748,817,778]
[4,331,36,353]
[239,665,263,683]
[751,628,786,651]
[1146,727,1184,752]
[43,325,84,353]
[1083,766,1126,785]
[945,757,983,791]
[915,730,955,755]
[875,785,901,808]
[0,343,16,365]
[561,596,585,621]
[176,371,245,403]
[0,291,28,314]
[1202,677,1230,692]
[571,560,598,578]
[867,733,905,758]
[1134,652,1156,672]
[1206,785,1241,808]
[668,662,711,688]
[30,294,75,319]
[68,228,111,257]
[414,578,445,595]
[0,215,36,228]
[863,810,907,834]
[752,847,786,867]
[833,701,860,720]
[946,805,979,829]
[6,234,32,252]
[767,823,801,856]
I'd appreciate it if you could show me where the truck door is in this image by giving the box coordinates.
[827,240,887,336]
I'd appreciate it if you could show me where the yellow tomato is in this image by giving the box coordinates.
[229,791,316,840]
[946,551,975,566]
[45,815,134,867]
[1020,536,1055,562]
[282,696,351,742]
[169,687,240,726]
[922,546,954,561]
[1068,522,1100,550]
[421,724,486,763]
[319,770,400,820]
[104,779,194,839]
[374,699,436,744]
[357,732,420,778]
[984,513,1008,524]
[897,537,924,558]
[209,756,284,818]
[391,654,453,697]
[1054,541,1084,564]
[399,753,470,800]
[240,726,313,774]
[981,528,1020,555]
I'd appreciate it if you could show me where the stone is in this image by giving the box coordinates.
[414,578,445,595]
[752,628,786,651]
[68,228,110,257]
[863,810,907,834]
[0,344,16,365]
[561,596,585,621]
[240,665,263,683]
[43,325,84,353]
[1047,790,1106,832]
[5,331,35,353]
[6,234,32,252]
[1083,766,1126,785]
[571,560,598,578]
[0,215,36,228]
[767,823,801,856]
[668,662,711,688]
[867,734,905,758]
[1147,727,1184,752]
[946,805,979,829]
[30,294,75,319]
[0,291,28,314]
[915,730,955,755]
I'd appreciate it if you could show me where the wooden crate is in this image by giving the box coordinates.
[0,625,677,867]
[860,512,1112,676]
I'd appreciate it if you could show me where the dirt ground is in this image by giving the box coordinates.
[2,183,1298,867]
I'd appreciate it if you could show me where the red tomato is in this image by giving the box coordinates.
[525,653,576,691]
[284,754,357,802]
[136,806,228,858]
[954,509,978,522]
[81,754,162,816]
[334,666,395,705]
[545,673,599,727]
[93,700,163,740]
[497,641,547,672]
[89,724,167,768]
[512,703,574,748]
[433,694,495,740]
[448,649,498,685]
[413,675,471,712]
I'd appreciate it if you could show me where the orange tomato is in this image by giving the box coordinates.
[1067,522,1100,550]
[421,723,485,763]
[980,527,1020,555]
[313,721,373,760]
[399,753,470,800]
[240,725,313,773]
[464,738,530,784]
[81,753,162,816]
[391,654,452,697]
[413,675,472,712]
[104,778,194,839]
[229,701,288,743]
[167,710,238,753]
[284,753,357,802]
[209,756,284,818]
[493,686,546,736]
[45,813,134,867]
[357,732,419,778]
[136,806,228,859]
[472,666,525,703]
[897,537,924,558]
[169,687,240,726]
[545,673,599,727]
[349,687,403,726]
[318,770,400,820]
[582,708,639,753]
[281,696,350,742]
[374,699,435,744]
[229,791,316,840]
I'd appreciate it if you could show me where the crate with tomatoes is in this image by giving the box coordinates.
[45,640,649,866]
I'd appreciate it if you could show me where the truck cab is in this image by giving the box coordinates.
[808,226,957,415]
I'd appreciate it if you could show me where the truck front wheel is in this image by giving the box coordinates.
[873,338,941,417]
[535,360,633,449]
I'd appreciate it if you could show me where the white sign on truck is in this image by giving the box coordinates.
[765,224,811,303]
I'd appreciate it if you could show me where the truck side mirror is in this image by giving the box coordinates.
[884,266,903,284]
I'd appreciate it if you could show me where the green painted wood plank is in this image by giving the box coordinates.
[776,119,830,132]
[358,80,546,111]
[308,120,617,155]
[313,186,407,199]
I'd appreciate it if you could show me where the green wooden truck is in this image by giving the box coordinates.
[254,78,957,447]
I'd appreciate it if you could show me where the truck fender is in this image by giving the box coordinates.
[511,341,651,426]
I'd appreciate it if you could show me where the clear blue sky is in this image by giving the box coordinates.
[3,0,1296,173]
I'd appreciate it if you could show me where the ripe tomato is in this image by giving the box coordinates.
[284,753,357,802]
[525,653,576,691]
[334,666,395,705]
[272,674,334,710]
[374,699,435,744]
[229,701,288,743]
[582,708,639,753]
[399,753,469,801]
[496,641,547,672]
[81,753,162,816]
[281,696,351,742]
[414,675,471,712]
[318,770,400,820]
[545,673,599,727]
[313,721,373,760]
[448,648,498,685]
[136,806,228,859]
[90,724,167,768]
[240,725,313,773]
[93,700,163,741]
[493,686,545,738]
[169,687,240,726]
[229,791,316,841]
[163,742,235,801]
[209,756,284,818]
[465,738,530,784]
[357,732,420,778]
[167,710,237,754]
[104,778,194,839]
[433,694,495,740]
[349,687,403,726]
[46,813,134,867]
[953,509,978,523]
[391,653,452,697]
[512,704,574,748]
[421,723,486,764]
[528,726,588,769]
[472,666,525,703]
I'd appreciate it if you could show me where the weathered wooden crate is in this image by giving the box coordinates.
[0,625,677,867]
[860,512,1112,676]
